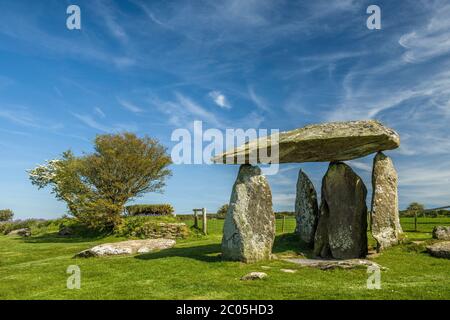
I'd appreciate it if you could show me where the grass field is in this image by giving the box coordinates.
[0,217,449,300]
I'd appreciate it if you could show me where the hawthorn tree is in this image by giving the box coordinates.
[29,133,172,230]
[0,209,14,222]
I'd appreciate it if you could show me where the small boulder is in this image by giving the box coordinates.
[432,226,450,241]
[240,272,267,280]
[7,228,31,237]
[280,269,297,273]
[426,241,450,259]
[74,239,176,258]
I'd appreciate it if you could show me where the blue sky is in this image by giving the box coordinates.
[1,0,450,219]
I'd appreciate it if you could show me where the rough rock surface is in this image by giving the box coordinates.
[371,152,403,250]
[7,228,31,237]
[213,120,400,164]
[432,226,450,240]
[240,272,267,280]
[74,239,176,258]
[426,241,450,259]
[221,165,275,263]
[284,258,383,270]
[294,169,319,245]
[313,162,368,259]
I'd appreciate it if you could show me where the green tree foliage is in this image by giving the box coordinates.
[405,202,425,217]
[0,209,14,222]
[29,133,172,230]
[216,204,229,218]
[125,204,174,216]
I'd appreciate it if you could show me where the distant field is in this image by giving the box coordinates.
[0,217,449,300]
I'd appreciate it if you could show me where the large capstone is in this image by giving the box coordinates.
[314,162,368,259]
[295,169,319,246]
[213,120,400,164]
[371,152,403,250]
[221,164,275,263]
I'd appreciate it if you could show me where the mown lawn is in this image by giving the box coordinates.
[0,218,449,300]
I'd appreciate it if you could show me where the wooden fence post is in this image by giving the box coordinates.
[282,216,286,233]
[414,211,418,232]
[193,209,199,229]
[202,208,207,235]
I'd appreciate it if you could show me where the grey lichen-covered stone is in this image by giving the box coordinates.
[314,162,368,259]
[7,228,31,237]
[222,164,275,263]
[74,239,176,258]
[313,199,332,258]
[371,152,403,250]
[284,258,384,270]
[213,120,400,164]
[432,226,450,240]
[426,241,450,259]
[295,169,319,246]
[240,272,267,280]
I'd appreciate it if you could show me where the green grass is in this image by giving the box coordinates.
[0,218,449,300]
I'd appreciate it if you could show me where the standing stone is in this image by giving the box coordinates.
[314,162,368,259]
[222,164,275,263]
[295,169,319,246]
[313,200,332,258]
[371,152,403,251]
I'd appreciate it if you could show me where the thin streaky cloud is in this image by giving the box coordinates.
[117,98,144,113]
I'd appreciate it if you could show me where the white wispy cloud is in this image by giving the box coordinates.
[117,98,144,113]
[94,107,106,118]
[248,86,269,111]
[72,113,137,133]
[209,91,231,109]
[399,3,450,63]
[72,113,112,132]
[0,108,38,128]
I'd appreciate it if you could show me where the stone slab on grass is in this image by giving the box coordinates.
[284,258,384,270]
[74,238,176,258]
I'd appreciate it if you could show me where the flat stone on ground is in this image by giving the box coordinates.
[426,241,450,259]
[284,258,383,270]
[280,268,297,273]
[240,272,267,280]
[74,239,176,258]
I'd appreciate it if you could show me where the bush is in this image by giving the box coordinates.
[114,215,187,239]
[0,209,14,222]
[216,204,228,219]
[0,219,50,235]
[126,204,174,216]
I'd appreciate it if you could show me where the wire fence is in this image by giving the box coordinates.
[183,216,297,236]
[180,215,450,236]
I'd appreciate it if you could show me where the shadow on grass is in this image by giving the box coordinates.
[22,232,109,244]
[273,233,314,258]
[135,233,311,262]
[135,243,222,263]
